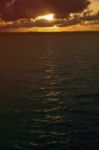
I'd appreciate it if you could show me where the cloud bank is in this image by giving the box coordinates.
[0,0,90,21]
[0,0,99,31]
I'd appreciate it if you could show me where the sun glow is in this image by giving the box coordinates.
[36,14,54,21]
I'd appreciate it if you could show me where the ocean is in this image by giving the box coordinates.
[0,32,99,150]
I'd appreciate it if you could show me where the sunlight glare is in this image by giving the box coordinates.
[36,14,54,21]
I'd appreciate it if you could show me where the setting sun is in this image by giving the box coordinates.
[36,14,54,21]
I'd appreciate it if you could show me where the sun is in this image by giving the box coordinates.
[41,14,54,21]
[36,14,54,21]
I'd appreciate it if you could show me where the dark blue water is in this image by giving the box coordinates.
[0,33,99,150]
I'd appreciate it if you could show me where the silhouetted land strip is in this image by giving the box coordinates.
[0,31,99,36]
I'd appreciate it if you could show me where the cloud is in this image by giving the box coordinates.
[82,11,99,21]
[0,0,99,31]
[0,11,99,31]
[0,0,90,21]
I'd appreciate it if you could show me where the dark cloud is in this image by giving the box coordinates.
[0,11,99,31]
[82,11,99,21]
[0,0,90,21]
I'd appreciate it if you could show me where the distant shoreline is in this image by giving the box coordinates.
[0,31,99,35]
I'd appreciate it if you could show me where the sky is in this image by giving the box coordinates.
[0,0,99,32]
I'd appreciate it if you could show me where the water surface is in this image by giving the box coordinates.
[0,33,99,150]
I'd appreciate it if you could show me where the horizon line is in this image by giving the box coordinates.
[0,31,99,34]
